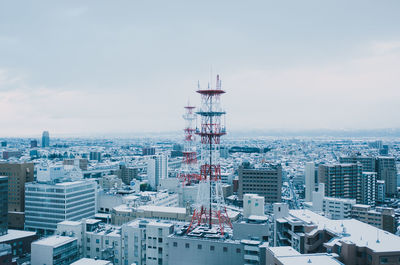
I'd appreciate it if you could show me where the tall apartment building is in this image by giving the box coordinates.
[142,147,156,156]
[89,151,102,162]
[0,162,34,229]
[340,155,398,197]
[147,155,168,190]
[339,155,376,172]
[41,131,50,147]
[304,162,315,202]
[318,163,362,202]
[360,172,377,206]
[238,162,282,203]
[376,156,397,196]
[117,164,139,185]
[0,177,7,236]
[376,180,386,203]
[25,180,97,235]
[31,236,79,265]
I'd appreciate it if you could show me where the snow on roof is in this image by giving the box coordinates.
[71,258,111,265]
[137,205,186,214]
[33,235,76,247]
[289,209,400,253]
[0,229,36,242]
[58,220,82,226]
[268,246,300,257]
[277,254,343,265]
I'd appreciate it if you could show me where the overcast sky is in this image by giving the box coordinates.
[1,1,400,137]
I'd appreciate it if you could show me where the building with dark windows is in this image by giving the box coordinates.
[41,131,50,147]
[0,177,7,236]
[0,162,34,229]
[238,162,282,203]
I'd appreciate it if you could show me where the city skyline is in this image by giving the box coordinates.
[1,1,400,137]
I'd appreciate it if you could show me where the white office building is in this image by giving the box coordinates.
[305,162,315,202]
[25,180,97,235]
[147,154,168,190]
[31,235,79,265]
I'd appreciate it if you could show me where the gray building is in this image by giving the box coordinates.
[360,172,377,206]
[376,156,397,196]
[238,162,282,203]
[339,155,376,172]
[167,226,266,265]
[318,163,362,203]
[25,180,97,235]
[41,130,50,147]
[0,177,7,236]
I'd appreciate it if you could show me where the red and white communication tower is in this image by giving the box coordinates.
[187,74,232,235]
[179,104,198,186]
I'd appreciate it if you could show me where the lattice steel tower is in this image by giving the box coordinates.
[187,74,232,235]
[178,104,198,186]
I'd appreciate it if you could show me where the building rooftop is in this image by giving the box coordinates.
[32,235,76,248]
[289,209,400,253]
[0,229,36,243]
[71,258,111,265]
[276,253,343,265]
[268,246,300,257]
[58,220,82,226]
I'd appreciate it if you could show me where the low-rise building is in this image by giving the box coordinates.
[31,236,79,265]
[351,204,396,234]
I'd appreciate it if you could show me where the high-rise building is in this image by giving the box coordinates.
[142,147,156,156]
[147,154,168,189]
[238,162,282,203]
[339,155,376,172]
[376,180,386,203]
[41,131,50,147]
[318,163,362,202]
[117,163,139,185]
[89,151,102,162]
[360,172,377,206]
[25,180,97,235]
[0,162,34,229]
[376,156,397,196]
[30,139,38,148]
[304,162,315,202]
[0,177,7,236]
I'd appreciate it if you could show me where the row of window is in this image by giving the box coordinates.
[173,242,240,253]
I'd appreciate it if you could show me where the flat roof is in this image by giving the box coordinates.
[0,229,36,243]
[289,209,400,253]
[71,258,111,265]
[58,220,82,226]
[138,205,186,214]
[268,246,300,257]
[32,235,76,247]
[277,254,343,265]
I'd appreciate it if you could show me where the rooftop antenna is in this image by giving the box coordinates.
[376,229,380,243]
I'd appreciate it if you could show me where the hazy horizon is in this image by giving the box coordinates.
[1,1,400,136]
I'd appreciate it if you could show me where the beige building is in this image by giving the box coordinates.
[0,162,34,229]
[351,204,396,234]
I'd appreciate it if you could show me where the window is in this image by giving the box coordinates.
[158,238,163,243]
[185,243,189,249]
[380,257,388,264]
[87,247,90,251]
[223,247,228,252]
[96,239,100,244]
[96,248,99,252]
[236,248,241,253]
[173,242,177,247]
[105,240,109,245]
[197,244,202,250]
[210,245,215,251]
